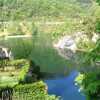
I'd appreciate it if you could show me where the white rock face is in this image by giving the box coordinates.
[53,32,93,60]
[54,36,77,53]
[92,33,99,43]
[0,47,13,59]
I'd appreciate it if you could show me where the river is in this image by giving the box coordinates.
[45,70,86,100]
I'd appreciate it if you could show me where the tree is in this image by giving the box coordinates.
[96,0,100,5]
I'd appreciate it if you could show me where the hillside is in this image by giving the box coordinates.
[0,0,92,21]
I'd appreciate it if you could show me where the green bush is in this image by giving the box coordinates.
[82,71,100,100]
[13,81,59,100]
[0,0,89,21]
[96,0,100,5]
[75,73,84,86]
[18,61,30,83]
[0,81,59,100]
[18,59,41,83]
[14,81,46,93]
[2,59,41,84]
[95,20,100,33]
[75,69,100,100]
[8,59,28,67]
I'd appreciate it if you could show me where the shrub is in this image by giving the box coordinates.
[18,61,30,83]
[13,81,59,100]
[75,73,84,86]
[95,20,100,33]
[75,70,100,100]
[96,0,100,5]
[82,71,100,100]
[8,59,29,68]
[0,81,59,100]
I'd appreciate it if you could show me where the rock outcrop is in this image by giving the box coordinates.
[54,32,99,60]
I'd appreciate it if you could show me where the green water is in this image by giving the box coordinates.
[0,33,75,74]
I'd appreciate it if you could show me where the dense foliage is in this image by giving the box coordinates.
[0,81,59,100]
[18,60,30,83]
[75,1,100,99]
[0,0,93,37]
[0,0,100,99]
[76,36,100,100]
[13,81,59,100]
[0,0,91,21]
[95,21,100,33]
[0,59,59,99]
[75,71,100,100]
[96,0,100,5]
[82,71,100,100]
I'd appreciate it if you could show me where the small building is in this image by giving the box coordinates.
[0,46,13,60]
